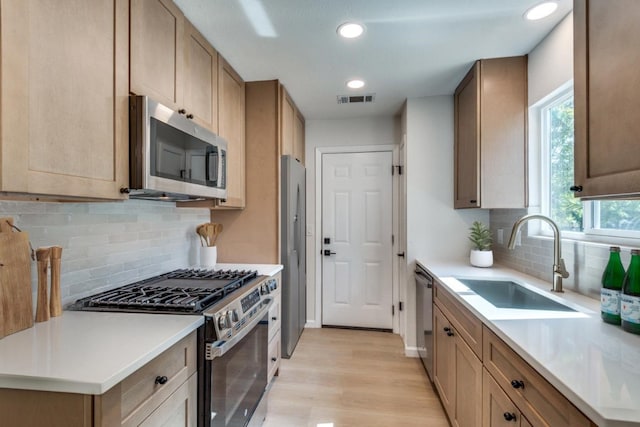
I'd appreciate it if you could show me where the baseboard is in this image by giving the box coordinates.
[405,346,419,357]
[304,320,321,329]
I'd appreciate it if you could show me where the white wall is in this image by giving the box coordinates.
[404,96,489,349]
[304,116,399,326]
[528,12,574,106]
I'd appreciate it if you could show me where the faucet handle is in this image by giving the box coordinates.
[557,258,570,279]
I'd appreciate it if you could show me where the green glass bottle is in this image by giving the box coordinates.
[601,246,625,325]
[622,249,640,334]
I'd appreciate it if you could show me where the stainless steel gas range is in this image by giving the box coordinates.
[71,268,278,427]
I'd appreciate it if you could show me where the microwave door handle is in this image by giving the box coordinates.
[205,149,211,183]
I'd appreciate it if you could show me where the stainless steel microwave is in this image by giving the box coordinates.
[127,95,227,201]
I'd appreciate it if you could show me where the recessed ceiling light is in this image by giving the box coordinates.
[337,22,364,39]
[524,1,559,20]
[346,79,365,89]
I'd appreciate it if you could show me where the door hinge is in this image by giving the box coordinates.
[399,301,404,311]
[392,305,395,316]
[392,165,403,175]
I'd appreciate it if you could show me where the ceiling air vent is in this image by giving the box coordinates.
[337,94,376,104]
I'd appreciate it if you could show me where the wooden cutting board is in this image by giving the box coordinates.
[0,217,34,339]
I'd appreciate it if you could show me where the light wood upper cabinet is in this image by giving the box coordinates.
[0,0,129,200]
[454,56,527,209]
[130,0,219,133]
[216,57,246,209]
[130,0,185,110]
[294,110,306,164]
[280,86,305,164]
[184,21,218,133]
[573,0,640,198]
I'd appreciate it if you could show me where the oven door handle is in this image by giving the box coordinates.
[206,297,274,360]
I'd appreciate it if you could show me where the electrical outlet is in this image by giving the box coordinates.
[497,229,504,245]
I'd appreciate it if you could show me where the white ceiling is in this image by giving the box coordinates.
[174,0,573,120]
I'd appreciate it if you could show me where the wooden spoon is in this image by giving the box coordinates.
[212,223,223,246]
[196,224,209,247]
[35,247,51,322]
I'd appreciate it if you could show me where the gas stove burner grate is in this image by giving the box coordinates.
[166,268,258,282]
[71,268,260,314]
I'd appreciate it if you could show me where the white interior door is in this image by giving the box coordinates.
[322,151,393,329]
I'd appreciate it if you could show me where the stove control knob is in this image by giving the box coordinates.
[230,309,239,323]
[260,284,270,295]
[217,313,230,330]
[269,280,277,292]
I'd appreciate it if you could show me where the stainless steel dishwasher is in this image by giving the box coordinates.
[415,263,433,381]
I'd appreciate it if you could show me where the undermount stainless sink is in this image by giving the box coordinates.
[457,279,576,312]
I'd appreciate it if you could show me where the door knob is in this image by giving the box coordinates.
[323,250,336,256]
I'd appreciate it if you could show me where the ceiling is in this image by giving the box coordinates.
[174,0,573,120]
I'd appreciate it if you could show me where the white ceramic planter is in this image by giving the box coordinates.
[470,249,493,268]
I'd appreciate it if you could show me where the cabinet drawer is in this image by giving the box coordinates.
[483,368,530,427]
[483,327,591,427]
[268,333,281,384]
[268,294,281,342]
[138,372,197,427]
[121,332,197,426]
[434,280,483,358]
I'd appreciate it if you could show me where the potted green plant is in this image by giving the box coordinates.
[468,221,493,267]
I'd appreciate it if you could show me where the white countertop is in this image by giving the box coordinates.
[418,260,640,427]
[0,311,203,395]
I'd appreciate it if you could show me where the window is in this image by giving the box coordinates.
[539,87,640,239]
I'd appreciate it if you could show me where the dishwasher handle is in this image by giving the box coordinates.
[415,269,433,288]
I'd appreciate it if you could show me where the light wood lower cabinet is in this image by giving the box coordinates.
[0,332,197,427]
[267,273,282,383]
[483,369,532,427]
[483,327,592,427]
[432,280,597,427]
[0,0,129,200]
[433,305,483,427]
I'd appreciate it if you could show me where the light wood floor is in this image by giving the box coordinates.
[263,328,449,427]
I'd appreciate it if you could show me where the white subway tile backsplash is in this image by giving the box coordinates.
[490,208,620,300]
[0,199,210,306]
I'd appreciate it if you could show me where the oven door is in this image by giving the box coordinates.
[202,301,271,427]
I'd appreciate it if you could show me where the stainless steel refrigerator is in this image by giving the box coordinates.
[281,155,306,359]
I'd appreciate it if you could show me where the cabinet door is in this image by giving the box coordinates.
[130,0,185,110]
[280,89,295,157]
[294,110,305,164]
[217,57,246,208]
[138,373,197,427]
[184,21,218,133]
[433,305,455,420]
[483,369,522,427]
[454,62,480,208]
[574,0,640,198]
[0,0,129,200]
[454,334,482,427]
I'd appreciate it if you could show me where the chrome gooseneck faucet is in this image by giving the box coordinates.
[507,214,569,292]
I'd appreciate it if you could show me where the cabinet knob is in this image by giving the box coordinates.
[186,113,194,119]
[446,331,454,337]
[443,327,451,332]
[155,375,168,385]
[503,412,517,422]
[272,317,277,321]
[178,109,186,114]
[470,199,477,204]
[570,185,583,192]
[119,187,130,194]
[271,357,277,362]
[510,379,525,389]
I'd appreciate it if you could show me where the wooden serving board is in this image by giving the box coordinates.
[0,217,34,339]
